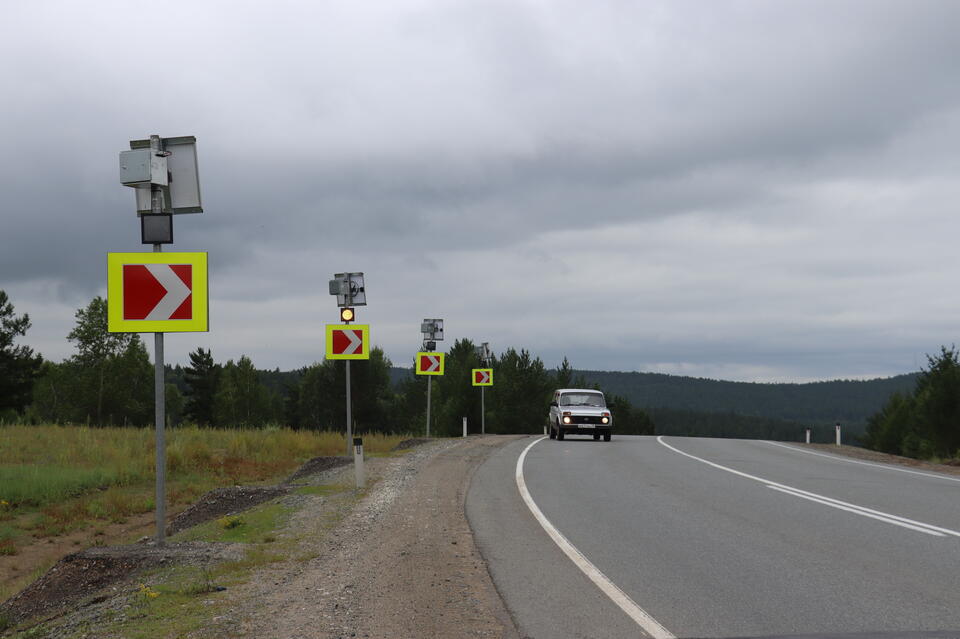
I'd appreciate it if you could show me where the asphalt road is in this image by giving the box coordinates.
[466,435,960,639]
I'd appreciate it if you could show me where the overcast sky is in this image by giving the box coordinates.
[3,0,959,382]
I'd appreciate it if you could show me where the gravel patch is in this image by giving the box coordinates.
[391,437,434,451]
[166,486,293,536]
[0,542,243,630]
[283,456,353,485]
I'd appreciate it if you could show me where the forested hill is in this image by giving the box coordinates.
[574,370,918,426]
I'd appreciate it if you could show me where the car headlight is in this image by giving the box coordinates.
[601,416,609,424]
[563,416,571,424]
[562,412,572,424]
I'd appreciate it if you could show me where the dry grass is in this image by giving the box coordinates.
[0,424,411,584]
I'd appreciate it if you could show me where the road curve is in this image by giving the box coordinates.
[466,435,960,638]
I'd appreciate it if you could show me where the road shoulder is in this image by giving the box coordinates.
[237,435,523,638]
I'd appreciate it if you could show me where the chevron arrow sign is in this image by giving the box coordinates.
[326,324,370,360]
[107,252,208,332]
[416,352,445,375]
[472,368,493,386]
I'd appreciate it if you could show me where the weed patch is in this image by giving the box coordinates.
[174,501,291,544]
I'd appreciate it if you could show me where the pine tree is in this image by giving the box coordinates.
[0,290,43,414]
[183,347,220,426]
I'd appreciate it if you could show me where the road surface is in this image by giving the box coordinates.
[466,435,960,638]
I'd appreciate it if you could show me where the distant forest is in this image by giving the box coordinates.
[0,289,921,446]
[390,367,917,443]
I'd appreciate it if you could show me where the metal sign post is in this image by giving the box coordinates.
[474,342,492,436]
[117,133,205,546]
[328,273,367,457]
[419,320,444,438]
[149,135,166,546]
[346,360,352,457]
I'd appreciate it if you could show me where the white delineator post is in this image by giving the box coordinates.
[835,422,841,446]
[353,437,364,488]
[463,416,467,438]
[805,428,811,444]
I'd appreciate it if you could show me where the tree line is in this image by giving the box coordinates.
[0,291,655,436]
[577,369,918,428]
[861,346,960,460]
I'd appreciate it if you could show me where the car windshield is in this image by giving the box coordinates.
[559,393,605,407]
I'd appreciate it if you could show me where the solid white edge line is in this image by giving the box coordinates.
[766,486,946,537]
[515,437,675,639]
[763,441,960,484]
[657,436,960,539]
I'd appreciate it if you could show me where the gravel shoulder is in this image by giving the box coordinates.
[796,443,960,477]
[233,435,523,639]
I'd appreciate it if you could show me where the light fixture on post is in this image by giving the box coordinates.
[140,214,173,244]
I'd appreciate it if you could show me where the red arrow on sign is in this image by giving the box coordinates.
[475,370,490,384]
[331,329,364,355]
[419,354,440,372]
[123,264,192,320]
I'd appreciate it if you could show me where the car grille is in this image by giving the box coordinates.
[573,415,604,424]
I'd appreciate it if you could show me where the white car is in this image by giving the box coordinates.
[548,388,612,441]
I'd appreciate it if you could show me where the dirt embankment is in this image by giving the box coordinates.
[1,436,524,638]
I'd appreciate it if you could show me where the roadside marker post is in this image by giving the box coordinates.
[805,428,811,444]
[353,437,365,489]
[116,134,205,546]
[463,416,467,438]
[836,422,842,446]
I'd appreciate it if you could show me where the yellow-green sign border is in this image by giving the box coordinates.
[325,324,371,360]
[472,368,494,386]
[415,352,445,375]
[107,252,209,333]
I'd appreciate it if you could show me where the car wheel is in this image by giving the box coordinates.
[556,425,565,441]
[548,425,556,439]
[593,433,600,441]
[603,432,611,442]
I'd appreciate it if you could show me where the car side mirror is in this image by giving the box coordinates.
[549,401,557,407]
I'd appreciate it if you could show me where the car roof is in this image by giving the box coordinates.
[555,388,604,394]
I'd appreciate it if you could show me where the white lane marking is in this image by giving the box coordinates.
[516,437,674,639]
[763,441,960,484]
[657,436,960,539]
[766,486,945,537]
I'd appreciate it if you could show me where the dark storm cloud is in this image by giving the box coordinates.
[3,0,960,379]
